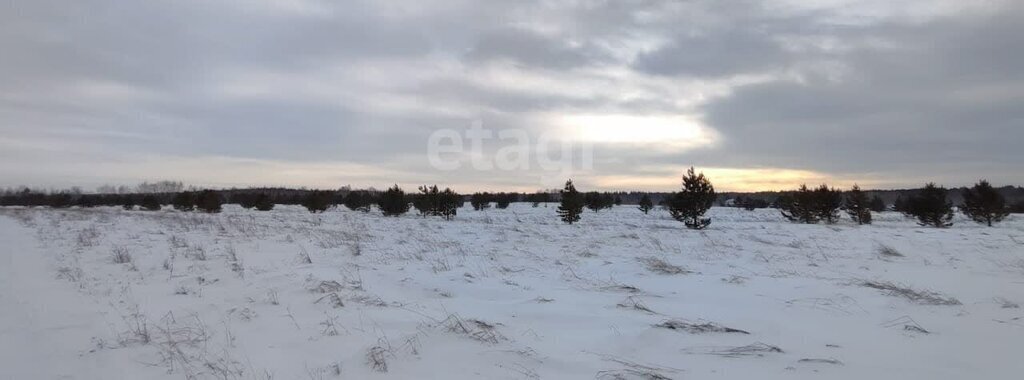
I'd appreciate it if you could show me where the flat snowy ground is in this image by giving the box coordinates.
[1,205,1022,379]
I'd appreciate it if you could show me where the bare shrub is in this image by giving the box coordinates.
[76,227,101,247]
[860,280,961,305]
[57,265,84,284]
[111,246,133,264]
[366,346,389,373]
[169,235,188,249]
[186,244,207,261]
[118,306,151,345]
[319,314,344,336]
[654,319,749,334]
[150,312,246,379]
[429,255,452,273]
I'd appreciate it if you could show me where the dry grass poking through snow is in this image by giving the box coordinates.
[441,314,504,344]
[859,280,962,305]
[638,256,691,275]
[654,319,750,334]
[3,205,1023,379]
[878,244,904,258]
[682,342,785,358]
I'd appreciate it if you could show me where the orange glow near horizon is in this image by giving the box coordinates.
[594,167,884,192]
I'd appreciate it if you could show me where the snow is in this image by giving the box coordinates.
[1,205,1022,379]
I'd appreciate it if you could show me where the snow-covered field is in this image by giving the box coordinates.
[1,205,1022,379]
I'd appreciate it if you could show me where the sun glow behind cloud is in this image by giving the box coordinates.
[558,114,718,151]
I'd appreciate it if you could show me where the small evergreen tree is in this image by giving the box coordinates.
[49,192,73,208]
[1009,200,1024,214]
[845,184,872,225]
[235,193,259,209]
[737,197,769,210]
[378,185,410,217]
[557,180,584,224]
[75,195,97,208]
[121,195,136,211]
[413,185,435,216]
[814,184,843,224]
[470,192,491,211]
[302,190,333,213]
[961,180,1009,227]
[585,192,603,212]
[438,188,460,220]
[869,195,886,212]
[905,183,953,228]
[343,190,373,212]
[527,192,550,207]
[893,196,909,214]
[495,193,512,209]
[140,195,162,211]
[172,192,195,211]
[254,193,274,211]
[614,195,623,206]
[602,193,615,209]
[195,190,224,213]
[583,192,614,212]
[637,194,653,214]
[779,185,818,223]
[668,167,716,229]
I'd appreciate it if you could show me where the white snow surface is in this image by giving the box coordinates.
[1,205,1023,379]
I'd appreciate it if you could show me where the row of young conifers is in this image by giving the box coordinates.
[560,169,1012,228]
[0,168,1014,228]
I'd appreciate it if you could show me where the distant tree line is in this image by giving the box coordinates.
[770,180,1014,228]
[1,177,1020,228]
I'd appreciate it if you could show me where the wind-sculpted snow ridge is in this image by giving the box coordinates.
[1,205,1022,379]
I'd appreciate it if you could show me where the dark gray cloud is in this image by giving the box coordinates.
[0,0,1021,190]
[465,27,611,70]
[697,2,1024,186]
[632,29,791,77]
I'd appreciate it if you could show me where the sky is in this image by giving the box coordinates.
[1,0,1021,192]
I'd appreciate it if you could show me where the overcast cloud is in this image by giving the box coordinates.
[1,0,1020,191]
